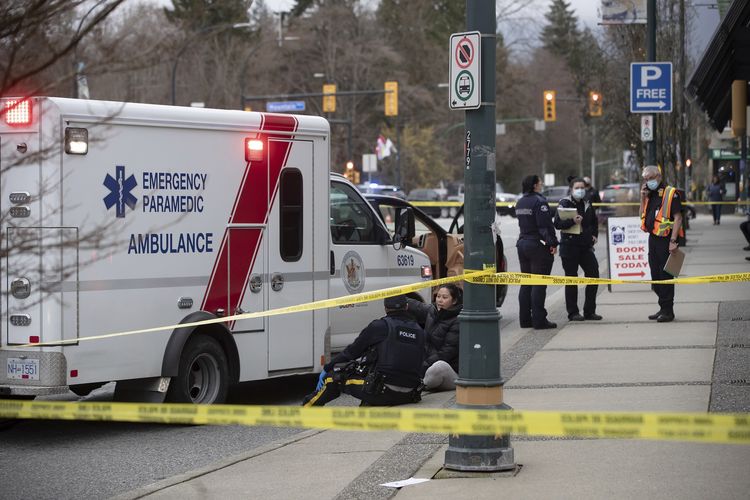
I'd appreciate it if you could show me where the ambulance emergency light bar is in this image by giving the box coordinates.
[2,98,32,126]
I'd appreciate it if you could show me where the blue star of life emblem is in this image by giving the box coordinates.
[103,165,138,218]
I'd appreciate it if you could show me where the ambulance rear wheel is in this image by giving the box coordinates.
[166,335,229,404]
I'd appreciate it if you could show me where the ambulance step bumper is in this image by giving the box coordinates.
[0,384,69,397]
[0,350,67,392]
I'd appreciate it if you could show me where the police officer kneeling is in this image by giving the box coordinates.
[302,295,425,407]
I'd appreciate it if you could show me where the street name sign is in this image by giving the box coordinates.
[266,100,306,113]
[630,62,672,113]
[362,154,377,173]
[449,31,481,110]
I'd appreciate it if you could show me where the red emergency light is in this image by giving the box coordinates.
[3,98,32,126]
[245,137,264,162]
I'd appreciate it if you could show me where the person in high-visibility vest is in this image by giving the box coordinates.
[639,166,684,322]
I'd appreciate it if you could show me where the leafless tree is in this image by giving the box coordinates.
[0,1,175,309]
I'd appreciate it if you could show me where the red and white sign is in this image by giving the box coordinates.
[449,31,481,110]
[455,36,475,69]
[607,216,650,281]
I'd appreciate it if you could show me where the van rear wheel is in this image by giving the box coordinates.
[166,335,228,404]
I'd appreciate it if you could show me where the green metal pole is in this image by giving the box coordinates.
[444,0,515,472]
[646,0,657,167]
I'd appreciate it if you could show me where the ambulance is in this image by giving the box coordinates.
[0,97,431,404]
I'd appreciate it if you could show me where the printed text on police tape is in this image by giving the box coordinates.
[0,400,747,445]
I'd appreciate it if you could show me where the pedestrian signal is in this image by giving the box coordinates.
[323,84,336,113]
[589,91,603,117]
[543,90,556,122]
[384,81,398,116]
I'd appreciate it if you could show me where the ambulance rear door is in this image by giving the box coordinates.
[266,138,314,371]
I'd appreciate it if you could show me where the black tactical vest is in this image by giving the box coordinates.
[375,316,426,388]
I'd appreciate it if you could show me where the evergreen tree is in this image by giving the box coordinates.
[541,0,580,61]
[165,0,252,30]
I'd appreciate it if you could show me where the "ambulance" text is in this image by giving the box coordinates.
[128,232,213,254]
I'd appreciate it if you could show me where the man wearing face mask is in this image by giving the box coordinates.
[640,165,683,322]
[554,177,602,321]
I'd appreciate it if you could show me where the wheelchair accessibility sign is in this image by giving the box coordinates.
[450,32,481,110]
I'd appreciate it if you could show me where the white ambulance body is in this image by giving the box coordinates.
[0,97,430,403]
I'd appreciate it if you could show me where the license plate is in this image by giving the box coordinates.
[7,357,40,381]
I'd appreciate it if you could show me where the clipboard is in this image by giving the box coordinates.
[557,207,581,234]
[663,248,685,277]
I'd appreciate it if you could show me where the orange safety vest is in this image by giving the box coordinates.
[640,186,685,238]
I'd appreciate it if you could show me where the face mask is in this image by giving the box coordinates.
[647,180,659,190]
[572,188,585,200]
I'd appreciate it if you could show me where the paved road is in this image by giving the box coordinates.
[1,215,611,499]
[0,375,336,499]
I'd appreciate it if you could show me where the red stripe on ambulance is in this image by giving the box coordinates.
[201,114,299,321]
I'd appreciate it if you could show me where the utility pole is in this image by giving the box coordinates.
[590,124,597,188]
[646,0,657,167]
[679,0,688,191]
[444,0,515,472]
[395,118,402,187]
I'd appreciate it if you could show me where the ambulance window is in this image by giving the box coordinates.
[330,182,378,244]
[280,169,303,261]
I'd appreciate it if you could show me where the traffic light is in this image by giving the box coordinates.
[588,91,603,117]
[323,84,336,113]
[543,90,556,122]
[344,161,359,183]
[384,81,398,116]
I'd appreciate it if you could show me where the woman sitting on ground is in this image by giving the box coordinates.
[407,284,462,391]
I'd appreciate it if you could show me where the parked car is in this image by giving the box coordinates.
[496,192,518,217]
[447,181,509,217]
[541,185,570,217]
[364,194,508,307]
[357,183,406,199]
[598,183,640,224]
[407,188,444,218]
[541,185,569,205]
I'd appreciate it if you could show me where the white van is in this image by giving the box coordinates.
[0,97,430,403]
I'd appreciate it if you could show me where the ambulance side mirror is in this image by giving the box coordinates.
[394,207,415,247]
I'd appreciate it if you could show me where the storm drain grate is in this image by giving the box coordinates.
[725,379,749,386]
[728,344,750,348]
[731,316,749,321]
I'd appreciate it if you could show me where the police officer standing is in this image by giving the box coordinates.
[302,295,425,407]
[640,166,683,322]
[516,174,559,329]
[554,177,602,321]
[583,176,602,205]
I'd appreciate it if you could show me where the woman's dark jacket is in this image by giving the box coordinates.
[407,298,461,374]
[707,182,725,202]
[553,195,598,249]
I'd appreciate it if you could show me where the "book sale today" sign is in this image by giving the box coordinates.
[607,216,650,280]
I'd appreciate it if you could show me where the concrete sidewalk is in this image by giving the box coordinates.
[121,215,750,500]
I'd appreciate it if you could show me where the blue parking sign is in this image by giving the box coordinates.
[630,62,672,113]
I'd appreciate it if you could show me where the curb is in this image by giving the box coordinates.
[111,428,324,500]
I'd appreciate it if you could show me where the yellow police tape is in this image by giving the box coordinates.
[0,399,747,445]
[409,200,750,208]
[20,270,750,348]
[465,271,750,286]
[19,269,493,347]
